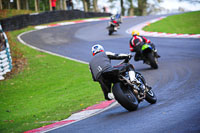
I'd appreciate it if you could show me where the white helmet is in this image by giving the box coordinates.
[91,44,104,56]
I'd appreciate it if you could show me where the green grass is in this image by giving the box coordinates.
[143,11,200,34]
[0,27,104,132]
[0,9,36,19]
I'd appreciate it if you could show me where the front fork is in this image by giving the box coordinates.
[134,72,150,100]
[119,71,149,101]
[132,83,150,101]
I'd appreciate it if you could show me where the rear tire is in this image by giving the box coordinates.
[147,52,158,69]
[112,83,138,111]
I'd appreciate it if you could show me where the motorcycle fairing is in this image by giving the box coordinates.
[141,44,152,51]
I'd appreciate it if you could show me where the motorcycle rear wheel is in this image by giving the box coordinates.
[147,52,158,69]
[112,83,138,111]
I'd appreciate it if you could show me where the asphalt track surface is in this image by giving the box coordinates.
[20,15,200,133]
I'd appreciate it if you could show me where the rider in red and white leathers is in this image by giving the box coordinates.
[129,30,160,61]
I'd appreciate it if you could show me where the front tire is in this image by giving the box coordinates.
[108,30,113,35]
[145,89,157,104]
[136,71,157,104]
[112,83,138,111]
[108,26,114,35]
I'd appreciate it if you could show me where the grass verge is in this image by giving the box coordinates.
[143,11,200,34]
[0,9,36,19]
[0,27,104,132]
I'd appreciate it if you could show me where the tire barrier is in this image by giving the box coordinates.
[0,10,111,32]
[0,24,12,80]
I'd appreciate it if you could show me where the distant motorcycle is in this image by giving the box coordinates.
[103,56,157,111]
[139,43,159,69]
[107,20,119,35]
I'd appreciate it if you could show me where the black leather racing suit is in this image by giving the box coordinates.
[89,51,132,100]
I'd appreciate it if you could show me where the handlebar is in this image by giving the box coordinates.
[118,53,133,65]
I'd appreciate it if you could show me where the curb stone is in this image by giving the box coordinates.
[34,16,136,30]
[24,100,117,133]
[34,18,111,30]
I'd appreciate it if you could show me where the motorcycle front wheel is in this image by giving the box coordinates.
[108,26,114,35]
[145,89,157,104]
[108,30,113,35]
[112,83,138,111]
[136,71,157,104]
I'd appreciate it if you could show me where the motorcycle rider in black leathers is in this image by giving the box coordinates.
[89,44,133,100]
[130,30,160,61]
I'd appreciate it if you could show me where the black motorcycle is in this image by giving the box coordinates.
[104,56,157,111]
[107,20,119,35]
[138,43,159,69]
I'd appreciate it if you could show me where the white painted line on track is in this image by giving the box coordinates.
[18,30,88,65]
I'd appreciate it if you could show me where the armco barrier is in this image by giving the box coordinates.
[0,24,12,80]
[0,10,111,31]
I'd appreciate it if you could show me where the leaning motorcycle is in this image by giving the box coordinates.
[104,56,157,111]
[107,20,118,35]
[140,43,159,69]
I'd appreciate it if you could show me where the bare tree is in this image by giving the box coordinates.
[35,0,39,11]
[82,0,91,12]
[82,0,88,12]
[120,0,125,16]
[21,0,29,10]
[138,0,147,16]
[58,0,62,10]
[25,0,29,10]
[49,0,52,11]
[127,0,134,16]
[93,0,99,12]
[0,0,2,10]
[63,0,67,10]
[58,0,67,10]
[17,0,21,10]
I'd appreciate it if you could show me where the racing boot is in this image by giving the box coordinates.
[134,53,142,61]
[154,49,160,58]
[117,25,120,29]
[114,26,117,31]
[108,93,115,100]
